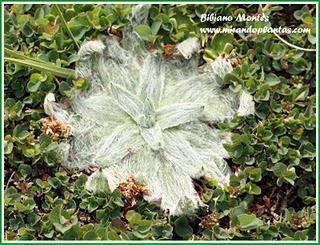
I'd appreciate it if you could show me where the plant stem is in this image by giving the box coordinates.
[4,47,49,64]
[5,171,15,193]
[53,4,80,50]
[273,31,316,52]
[5,57,76,79]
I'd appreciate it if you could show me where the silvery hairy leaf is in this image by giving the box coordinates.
[44,13,254,215]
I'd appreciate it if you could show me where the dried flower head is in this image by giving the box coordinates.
[163,44,175,58]
[118,176,147,207]
[40,117,70,140]
[199,214,219,229]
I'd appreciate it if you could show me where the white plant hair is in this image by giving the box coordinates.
[44,16,254,215]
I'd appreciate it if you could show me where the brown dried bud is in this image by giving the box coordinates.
[107,27,123,41]
[40,117,70,141]
[163,44,175,58]
[118,176,147,207]
[199,214,219,229]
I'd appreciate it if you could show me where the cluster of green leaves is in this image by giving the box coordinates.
[3,4,317,240]
[5,171,174,240]
[214,4,316,240]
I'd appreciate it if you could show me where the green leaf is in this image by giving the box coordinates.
[83,230,97,240]
[134,25,152,41]
[283,167,298,185]
[237,214,263,230]
[273,162,287,177]
[7,100,24,120]
[17,164,32,178]
[48,204,63,224]
[21,21,33,37]
[39,134,52,149]
[73,78,88,89]
[174,216,193,239]
[14,199,36,213]
[270,43,286,59]
[279,136,291,147]
[22,146,38,158]
[107,231,121,240]
[126,210,142,225]
[53,222,73,234]
[68,25,87,40]
[246,167,262,182]
[246,182,261,195]
[254,84,270,101]
[274,125,287,136]
[301,13,313,25]
[204,33,233,60]
[293,87,309,102]
[59,81,72,96]
[62,224,80,240]
[265,73,281,86]
[27,73,47,92]
[4,141,14,155]
[136,220,152,233]
[151,20,162,35]
[13,124,29,141]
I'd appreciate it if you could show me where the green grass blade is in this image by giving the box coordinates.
[53,4,80,50]
[4,48,49,64]
[5,57,76,79]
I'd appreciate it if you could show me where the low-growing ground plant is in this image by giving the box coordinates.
[3,3,316,241]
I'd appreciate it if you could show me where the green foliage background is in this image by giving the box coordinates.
[3,4,317,241]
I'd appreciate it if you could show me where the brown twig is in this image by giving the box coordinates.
[5,171,15,193]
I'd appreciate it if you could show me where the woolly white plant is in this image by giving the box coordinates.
[44,29,254,215]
